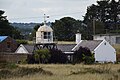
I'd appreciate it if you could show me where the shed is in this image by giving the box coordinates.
[93,34,120,44]
[0,36,18,52]
[15,44,34,54]
[72,40,116,63]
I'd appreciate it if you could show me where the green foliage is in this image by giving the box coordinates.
[28,48,67,64]
[52,17,84,41]
[0,10,21,39]
[19,59,27,64]
[83,0,120,34]
[34,49,51,63]
[49,48,67,63]
[0,69,11,79]
[82,54,95,64]
[16,39,28,45]
[73,47,95,64]
[29,23,45,40]
[0,62,18,69]
[0,67,53,79]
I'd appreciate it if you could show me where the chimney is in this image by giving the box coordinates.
[76,30,81,44]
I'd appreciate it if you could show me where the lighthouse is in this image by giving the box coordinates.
[34,14,56,50]
[36,23,53,44]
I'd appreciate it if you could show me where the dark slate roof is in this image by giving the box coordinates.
[0,36,8,42]
[23,45,34,53]
[57,44,76,52]
[72,40,103,51]
[21,44,76,53]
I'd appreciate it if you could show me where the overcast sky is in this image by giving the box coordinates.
[0,0,98,23]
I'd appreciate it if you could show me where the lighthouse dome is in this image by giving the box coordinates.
[37,24,53,32]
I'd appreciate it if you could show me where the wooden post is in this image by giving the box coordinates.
[93,18,95,35]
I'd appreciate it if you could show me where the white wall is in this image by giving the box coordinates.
[15,46,28,54]
[76,33,81,44]
[94,36,105,40]
[36,31,42,43]
[94,35,116,45]
[36,31,53,44]
[94,40,116,63]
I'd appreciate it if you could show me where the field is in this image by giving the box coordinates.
[1,43,119,80]
[1,64,120,80]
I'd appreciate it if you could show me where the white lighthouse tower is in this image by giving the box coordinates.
[36,14,53,44]
[33,14,56,51]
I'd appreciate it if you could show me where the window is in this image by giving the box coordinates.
[104,42,106,45]
[48,32,51,39]
[44,32,47,39]
[43,32,51,39]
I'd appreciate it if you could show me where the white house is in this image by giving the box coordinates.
[72,39,116,63]
[93,34,120,45]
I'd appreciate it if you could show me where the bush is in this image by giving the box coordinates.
[73,46,95,64]
[27,48,68,64]
[34,49,51,63]
[82,54,95,64]
[26,54,36,64]
[16,39,28,45]
[49,48,67,63]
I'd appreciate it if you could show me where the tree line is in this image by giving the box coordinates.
[33,0,120,41]
[83,0,120,35]
[0,0,120,41]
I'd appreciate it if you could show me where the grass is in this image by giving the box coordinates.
[57,41,75,44]
[1,64,120,80]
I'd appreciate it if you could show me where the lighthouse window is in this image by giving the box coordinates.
[44,32,51,39]
[48,32,51,39]
[44,32,47,39]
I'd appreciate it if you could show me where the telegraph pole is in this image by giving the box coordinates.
[93,18,96,35]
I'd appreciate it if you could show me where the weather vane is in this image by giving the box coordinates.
[44,14,49,25]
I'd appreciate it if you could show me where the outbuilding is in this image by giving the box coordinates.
[0,36,18,52]
[93,34,120,45]
[72,40,116,63]
[15,44,34,54]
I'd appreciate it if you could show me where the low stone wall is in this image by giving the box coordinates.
[0,53,28,63]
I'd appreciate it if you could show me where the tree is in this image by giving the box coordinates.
[0,10,21,39]
[73,46,95,64]
[52,17,83,41]
[83,0,120,34]
[34,49,51,63]
[29,23,44,40]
